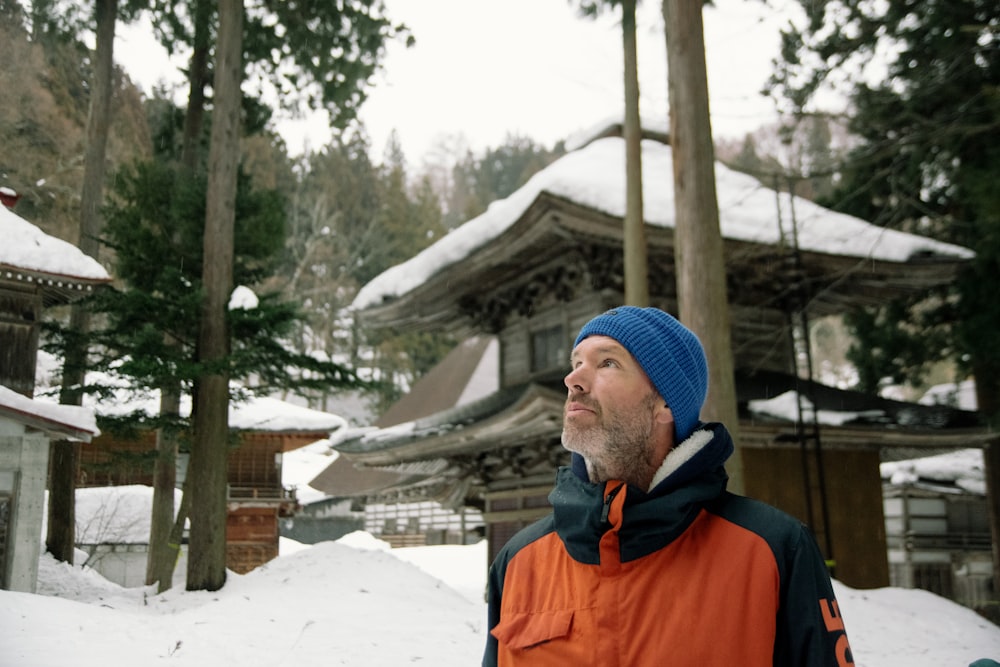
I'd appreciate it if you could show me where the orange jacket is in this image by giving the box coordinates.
[484,424,852,667]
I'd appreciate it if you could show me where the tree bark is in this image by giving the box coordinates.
[47,0,117,563]
[662,0,743,493]
[147,0,212,591]
[186,0,243,592]
[181,0,213,168]
[622,0,648,307]
[145,388,180,591]
[983,440,1000,607]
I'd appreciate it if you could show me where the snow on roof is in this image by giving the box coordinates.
[88,386,348,434]
[919,379,978,412]
[881,448,985,496]
[353,136,973,310]
[750,389,986,495]
[280,439,342,504]
[748,390,886,426]
[33,349,347,435]
[0,384,99,441]
[231,394,348,432]
[0,204,110,282]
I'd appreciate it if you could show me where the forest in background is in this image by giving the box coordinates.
[3,0,995,595]
[4,2,990,416]
[1,9,973,414]
[0,11,565,418]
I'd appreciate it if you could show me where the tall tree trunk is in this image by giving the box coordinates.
[622,0,648,307]
[145,389,180,591]
[147,459,193,590]
[46,316,86,562]
[146,0,213,592]
[973,357,1000,602]
[46,0,117,563]
[186,0,243,592]
[182,0,213,167]
[661,1,742,493]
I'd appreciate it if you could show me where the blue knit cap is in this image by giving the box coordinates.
[574,306,709,442]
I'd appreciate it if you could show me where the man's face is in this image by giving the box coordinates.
[562,335,671,486]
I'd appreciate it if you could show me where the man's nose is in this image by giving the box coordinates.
[564,365,587,392]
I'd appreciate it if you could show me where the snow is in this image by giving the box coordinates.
[749,390,886,427]
[881,448,986,496]
[227,284,259,310]
[5,536,487,666]
[0,203,110,281]
[749,387,987,496]
[31,348,348,435]
[0,384,99,440]
[456,337,500,406]
[280,438,342,505]
[920,379,978,411]
[58,381,347,435]
[72,485,185,545]
[9,448,1000,667]
[353,136,974,310]
[223,394,347,433]
[3,529,998,666]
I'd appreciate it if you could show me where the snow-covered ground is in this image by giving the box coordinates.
[3,531,998,666]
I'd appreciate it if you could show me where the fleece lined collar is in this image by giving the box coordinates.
[567,422,733,493]
[647,427,716,491]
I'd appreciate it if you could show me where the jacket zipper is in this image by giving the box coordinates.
[600,483,625,524]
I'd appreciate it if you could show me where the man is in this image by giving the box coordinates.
[483,306,853,666]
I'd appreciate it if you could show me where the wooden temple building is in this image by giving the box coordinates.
[319,125,995,591]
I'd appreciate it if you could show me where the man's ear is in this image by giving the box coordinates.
[655,404,674,426]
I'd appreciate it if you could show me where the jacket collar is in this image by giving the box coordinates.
[554,423,734,564]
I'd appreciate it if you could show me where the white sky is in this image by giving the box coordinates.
[114,0,809,161]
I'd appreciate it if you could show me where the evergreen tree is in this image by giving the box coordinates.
[717,117,846,204]
[447,134,563,225]
[130,0,405,590]
[769,0,999,416]
[50,154,367,588]
[279,132,380,353]
[367,131,447,284]
[88,158,365,413]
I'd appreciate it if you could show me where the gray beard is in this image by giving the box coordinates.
[562,393,659,487]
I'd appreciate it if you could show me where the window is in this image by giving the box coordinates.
[531,325,564,373]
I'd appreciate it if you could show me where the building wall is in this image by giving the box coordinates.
[883,487,994,610]
[484,486,552,564]
[281,514,364,545]
[79,431,319,574]
[0,286,41,397]
[281,497,365,545]
[499,295,606,389]
[0,430,50,593]
[79,431,157,486]
[79,543,190,589]
[743,446,890,589]
[365,500,484,548]
[226,506,279,574]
